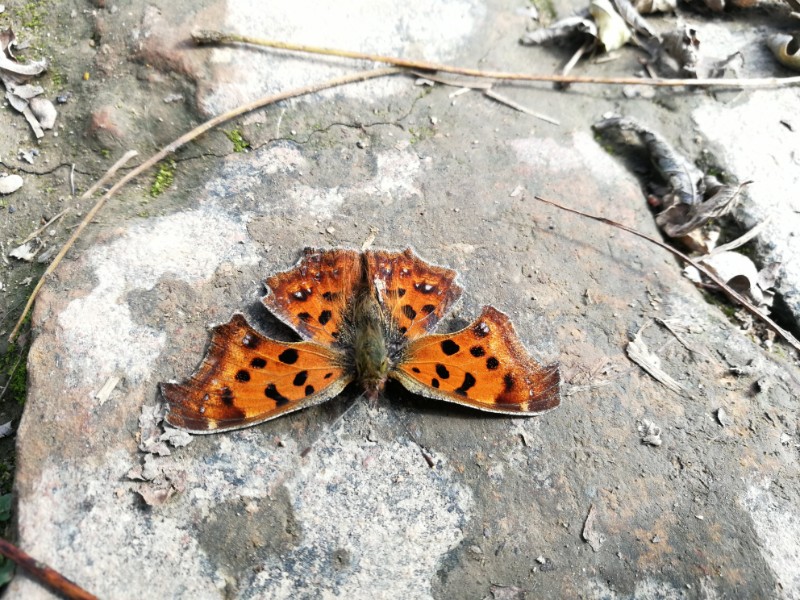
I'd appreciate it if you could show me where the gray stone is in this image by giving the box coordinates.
[8,1,800,599]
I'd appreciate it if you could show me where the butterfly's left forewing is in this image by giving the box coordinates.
[392,306,560,414]
[162,314,351,433]
[366,248,462,339]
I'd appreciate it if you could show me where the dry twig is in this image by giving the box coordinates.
[532,195,800,353]
[0,538,97,600]
[8,67,400,341]
[193,30,800,89]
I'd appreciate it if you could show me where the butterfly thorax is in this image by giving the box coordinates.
[350,292,392,401]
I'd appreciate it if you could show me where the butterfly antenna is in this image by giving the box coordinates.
[300,394,361,457]
[385,407,437,469]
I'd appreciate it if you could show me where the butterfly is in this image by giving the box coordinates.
[161,248,561,433]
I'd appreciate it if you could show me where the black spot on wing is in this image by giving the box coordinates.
[318,310,332,326]
[486,357,499,370]
[440,340,460,356]
[292,288,312,301]
[324,372,334,379]
[305,385,315,396]
[235,369,251,382]
[397,288,406,298]
[293,371,308,386]
[322,291,338,302]
[251,357,267,369]
[411,367,421,374]
[421,304,436,315]
[402,305,417,320]
[265,384,291,407]
[297,311,313,323]
[414,282,437,294]
[431,378,440,388]
[435,364,450,380]
[470,346,486,358]
[220,386,235,406]
[504,373,515,393]
[242,333,260,349]
[473,322,490,339]
[455,372,476,396]
[278,348,299,365]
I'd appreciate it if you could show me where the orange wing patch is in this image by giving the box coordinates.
[392,306,560,414]
[263,247,362,345]
[366,248,462,339]
[162,314,351,433]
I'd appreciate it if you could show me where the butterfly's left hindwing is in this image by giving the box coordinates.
[162,314,351,433]
[392,306,560,414]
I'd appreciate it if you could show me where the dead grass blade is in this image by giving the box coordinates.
[8,67,401,342]
[532,195,800,354]
[193,30,800,89]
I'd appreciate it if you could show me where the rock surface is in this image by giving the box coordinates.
[7,1,800,599]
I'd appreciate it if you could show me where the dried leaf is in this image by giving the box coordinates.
[582,504,605,551]
[590,0,632,51]
[656,183,745,237]
[638,419,663,446]
[593,115,699,206]
[611,0,657,37]
[661,26,701,76]
[700,251,772,307]
[520,16,597,46]
[767,34,800,73]
[626,322,685,394]
[8,240,39,261]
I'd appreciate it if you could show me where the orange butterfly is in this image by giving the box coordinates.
[161,248,560,433]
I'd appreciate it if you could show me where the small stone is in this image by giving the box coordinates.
[0,174,23,195]
[326,226,335,234]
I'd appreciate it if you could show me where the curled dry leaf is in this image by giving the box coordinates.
[0,27,50,139]
[656,182,746,237]
[8,240,39,262]
[594,115,700,206]
[767,34,800,73]
[611,0,657,38]
[700,251,776,308]
[661,26,701,76]
[590,0,632,51]
[520,16,597,46]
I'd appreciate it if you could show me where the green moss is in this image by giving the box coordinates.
[408,126,434,145]
[100,148,111,159]
[19,1,47,30]
[150,159,176,197]
[225,129,251,153]
[531,0,556,23]
[0,343,27,407]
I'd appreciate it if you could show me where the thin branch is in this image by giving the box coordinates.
[8,67,401,342]
[0,538,97,600]
[482,89,560,125]
[531,195,800,354]
[81,150,139,199]
[193,31,800,89]
[18,208,70,246]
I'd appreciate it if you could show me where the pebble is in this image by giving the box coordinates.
[0,174,23,195]
[30,97,57,129]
